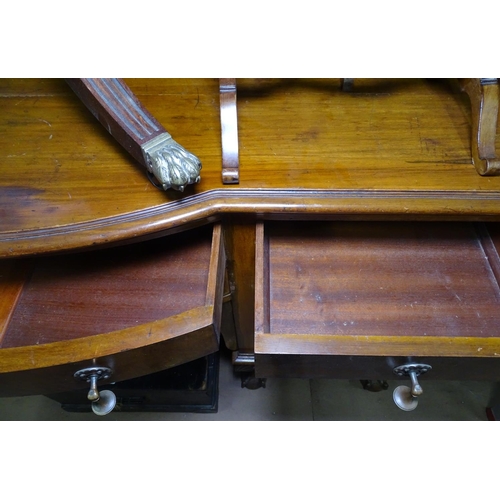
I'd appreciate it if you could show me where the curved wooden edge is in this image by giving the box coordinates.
[460,78,500,175]
[0,305,214,373]
[255,331,500,358]
[3,188,500,257]
[0,324,219,397]
[0,224,225,396]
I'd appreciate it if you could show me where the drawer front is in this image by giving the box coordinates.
[0,223,225,397]
[255,221,500,380]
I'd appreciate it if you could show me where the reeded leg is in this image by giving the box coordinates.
[66,78,202,191]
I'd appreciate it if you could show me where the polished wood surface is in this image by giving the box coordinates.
[223,218,256,354]
[220,78,240,184]
[3,78,500,257]
[3,78,500,395]
[0,224,225,396]
[255,221,500,368]
[4,226,213,346]
[0,78,221,256]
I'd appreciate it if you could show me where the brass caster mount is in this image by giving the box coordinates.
[74,367,117,416]
[392,363,432,411]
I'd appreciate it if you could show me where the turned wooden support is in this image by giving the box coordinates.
[66,78,202,191]
[460,78,500,176]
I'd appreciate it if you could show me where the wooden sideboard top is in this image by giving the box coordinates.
[2,78,500,257]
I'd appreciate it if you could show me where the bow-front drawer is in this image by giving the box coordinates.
[0,223,225,397]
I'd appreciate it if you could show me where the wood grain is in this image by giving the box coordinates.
[3,78,500,256]
[0,78,221,255]
[255,332,500,358]
[0,305,214,373]
[255,221,500,360]
[3,78,500,389]
[0,321,218,397]
[205,223,226,340]
[0,259,33,344]
[0,224,224,395]
[65,78,166,167]
[220,78,239,184]
[2,225,213,347]
[223,218,256,353]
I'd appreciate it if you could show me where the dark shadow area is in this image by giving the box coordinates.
[236,78,451,100]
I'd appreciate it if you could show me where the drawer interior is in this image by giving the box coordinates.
[1,224,215,348]
[0,223,225,398]
[261,221,500,337]
[255,221,500,362]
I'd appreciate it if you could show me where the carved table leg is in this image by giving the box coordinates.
[460,78,500,175]
[66,78,202,191]
[220,78,240,184]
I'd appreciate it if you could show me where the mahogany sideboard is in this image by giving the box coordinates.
[2,78,500,413]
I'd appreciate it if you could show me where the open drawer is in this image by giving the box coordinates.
[0,224,225,397]
[255,221,500,381]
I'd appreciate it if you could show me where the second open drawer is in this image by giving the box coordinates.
[254,220,500,380]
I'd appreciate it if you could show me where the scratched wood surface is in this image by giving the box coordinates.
[2,78,500,256]
[254,220,500,360]
[236,78,494,188]
[2,225,213,347]
[0,78,220,245]
[264,220,500,337]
